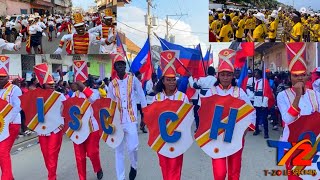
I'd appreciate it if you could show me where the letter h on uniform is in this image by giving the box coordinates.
[210,106,238,143]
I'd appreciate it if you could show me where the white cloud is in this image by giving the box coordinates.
[118,6,208,53]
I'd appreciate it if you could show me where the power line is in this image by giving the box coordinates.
[158,25,208,34]
[117,20,148,34]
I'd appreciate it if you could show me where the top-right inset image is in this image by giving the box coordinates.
[209,0,320,42]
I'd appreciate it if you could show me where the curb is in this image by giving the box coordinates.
[11,135,38,153]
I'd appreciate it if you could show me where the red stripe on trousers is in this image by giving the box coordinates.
[211,138,245,180]
[158,153,183,180]
[73,130,102,180]
[0,124,20,180]
[38,130,63,180]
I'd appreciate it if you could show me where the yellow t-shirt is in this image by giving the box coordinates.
[253,24,265,42]
[230,13,235,19]
[290,22,303,42]
[209,15,213,23]
[232,16,239,25]
[312,24,320,41]
[211,20,222,34]
[219,24,233,42]
[236,19,245,38]
[245,18,254,30]
[268,21,277,39]
[218,13,224,20]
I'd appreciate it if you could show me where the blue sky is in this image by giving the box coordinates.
[72,0,96,10]
[277,0,319,11]
[118,0,211,52]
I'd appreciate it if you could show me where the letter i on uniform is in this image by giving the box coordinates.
[37,97,45,123]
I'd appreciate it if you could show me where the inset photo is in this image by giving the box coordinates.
[1,0,117,54]
[209,0,320,42]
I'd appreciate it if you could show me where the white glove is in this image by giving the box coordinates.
[54,47,63,54]
[14,37,22,50]
[57,32,61,37]
[42,32,46,37]
[188,76,194,86]
[19,33,23,37]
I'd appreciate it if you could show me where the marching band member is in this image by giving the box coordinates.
[247,12,267,42]
[20,15,43,54]
[246,69,270,139]
[71,80,104,180]
[54,12,107,54]
[277,43,320,180]
[107,53,147,180]
[33,64,65,180]
[88,8,116,54]
[204,49,255,180]
[55,15,63,38]
[20,15,29,42]
[57,16,74,38]
[47,17,56,41]
[285,11,303,42]
[0,58,22,180]
[145,72,158,132]
[152,51,190,180]
[35,13,47,54]
[188,67,217,131]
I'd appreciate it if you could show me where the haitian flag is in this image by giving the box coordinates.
[263,62,275,109]
[237,59,248,91]
[159,38,205,78]
[234,42,254,69]
[110,33,128,79]
[130,38,153,87]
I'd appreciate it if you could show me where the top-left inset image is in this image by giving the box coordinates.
[0,0,124,54]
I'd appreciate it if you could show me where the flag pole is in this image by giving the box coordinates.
[198,44,207,76]
[116,33,131,70]
[153,32,192,76]
[207,44,212,71]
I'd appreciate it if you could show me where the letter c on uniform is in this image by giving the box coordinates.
[158,112,181,143]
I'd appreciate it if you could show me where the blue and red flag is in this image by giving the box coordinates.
[130,38,153,87]
[110,33,129,79]
[235,42,254,69]
[159,38,205,78]
[263,62,275,109]
[237,59,249,91]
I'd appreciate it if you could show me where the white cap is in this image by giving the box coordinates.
[103,16,113,19]
[5,16,10,20]
[229,8,234,11]
[270,13,277,18]
[21,14,25,18]
[209,10,213,15]
[74,22,84,27]
[253,12,266,23]
[217,8,222,11]
[272,10,278,15]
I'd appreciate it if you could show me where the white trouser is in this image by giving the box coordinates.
[115,122,139,180]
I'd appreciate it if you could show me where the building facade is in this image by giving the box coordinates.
[254,43,318,73]
[4,0,31,15]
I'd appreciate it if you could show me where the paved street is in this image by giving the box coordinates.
[11,123,286,180]
[2,27,100,54]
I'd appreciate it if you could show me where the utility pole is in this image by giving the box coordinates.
[165,13,188,42]
[147,0,152,40]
